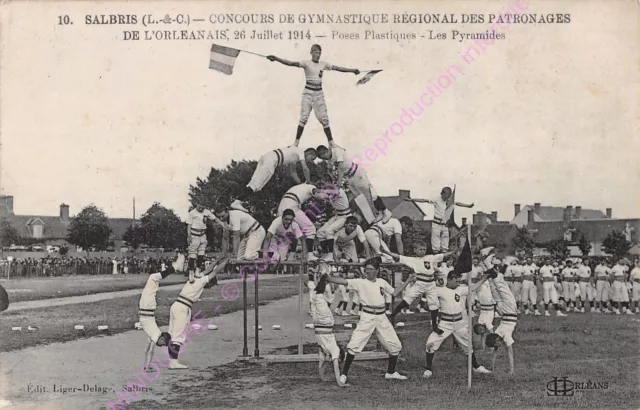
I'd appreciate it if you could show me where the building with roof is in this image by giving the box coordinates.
[469,202,639,257]
[0,195,134,249]
[380,189,426,221]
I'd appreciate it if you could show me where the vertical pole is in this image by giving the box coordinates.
[467,223,473,390]
[254,266,260,357]
[298,262,304,355]
[242,263,248,357]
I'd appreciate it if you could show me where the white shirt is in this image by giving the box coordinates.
[335,225,366,244]
[139,272,162,311]
[346,278,393,307]
[522,264,537,279]
[540,266,554,282]
[488,272,517,316]
[436,286,467,316]
[299,60,333,85]
[398,254,443,282]
[372,218,402,239]
[310,291,334,328]
[576,265,592,279]
[229,210,260,236]
[267,217,303,239]
[187,208,217,231]
[595,265,609,279]
[562,267,576,279]
[429,198,447,221]
[280,184,316,210]
[275,147,305,166]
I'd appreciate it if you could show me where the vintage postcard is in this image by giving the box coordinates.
[0,0,638,409]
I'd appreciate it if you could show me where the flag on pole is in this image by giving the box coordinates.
[209,44,241,75]
[444,185,456,227]
[453,235,472,277]
[356,70,383,85]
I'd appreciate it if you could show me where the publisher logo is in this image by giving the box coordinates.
[547,377,609,397]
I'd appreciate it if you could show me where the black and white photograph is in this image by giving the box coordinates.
[0,1,638,409]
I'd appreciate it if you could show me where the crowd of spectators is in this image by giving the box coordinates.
[0,256,177,278]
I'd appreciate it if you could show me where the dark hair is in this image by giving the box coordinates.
[399,216,413,227]
[316,145,329,156]
[364,256,382,270]
[447,271,459,281]
[282,209,295,218]
[345,216,359,225]
[311,44,322,52]
[304,148,317,155]
[214,204,227,214]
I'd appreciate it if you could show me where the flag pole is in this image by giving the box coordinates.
[238,49,267,58]
[467,222,473,390]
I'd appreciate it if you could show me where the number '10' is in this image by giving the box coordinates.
[58,15,71,25]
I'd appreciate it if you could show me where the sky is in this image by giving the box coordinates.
[1,1,638,224]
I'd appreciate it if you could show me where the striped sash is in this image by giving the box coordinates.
[542,277,554,283]
[273,149,285,167]
[440,312,463,322]
[597,276,609,281]
[176,295,194,309]
[504,277,514,282]
[523,275,534,281]
[138,308,155,317]
[335,207,352,216]
[283,192,301,205]
[345,163,359,178]
[305,82,322,91]
[190,227,206,237]
[416,275,435,283]
[501,313,518,323]
[480,304,494,311]
[578,277,590,283]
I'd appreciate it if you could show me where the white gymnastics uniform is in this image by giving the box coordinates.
[248,147,306,192]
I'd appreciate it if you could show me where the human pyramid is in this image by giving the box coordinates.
[135,44,559,385]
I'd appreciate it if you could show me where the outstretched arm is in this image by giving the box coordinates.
[455,201,475,208]
[332,65,360,75]
[391,274,416,298]
[326,274,348,286]
[266,55,301,67]
[289,164,302,185]
[406,198,434,204]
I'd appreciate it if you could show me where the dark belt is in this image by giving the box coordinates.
[501,313,518,323]
[335,208,352,216]
[362,306,386,315]
[190,228,206,237]
[433,219,446,226]
[416,277,435,283]
[440,313,462,322]
[305,85,322,91]
[273,149,284,167]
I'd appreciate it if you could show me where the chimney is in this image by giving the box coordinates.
[491,211,498,222]
[575,206,582,219]
[527,210,534,225]
[563,206,572,226]
[398,189,410,199]
[514,204,521,217]
[534,203,541,215]
[472,213,479,225]
[462,217,467,226]
[60,203,70,222]
[606,208,612,218]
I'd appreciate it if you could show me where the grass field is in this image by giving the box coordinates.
[127,312,640,409]
[0,276,302,352]
[1,271,246,303]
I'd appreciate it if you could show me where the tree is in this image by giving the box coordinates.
[602,230,631,260]
[59,245,69,256]
[512,226,536,256]
[0,219,19,248]
[124,224,146,250]
[67,205,112,253]
[139,203,187,250]
[545,239,570,260]
[576,232,591,256]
